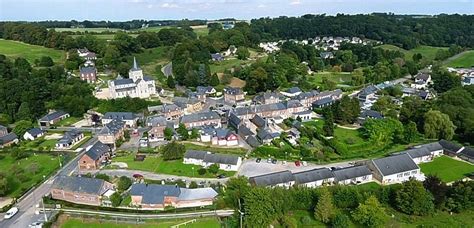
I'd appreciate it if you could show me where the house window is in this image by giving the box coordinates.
[397,174,403,178]
[404,172,410,176]
[411,170,417,174]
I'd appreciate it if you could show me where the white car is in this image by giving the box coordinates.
[4,207,18,219]
[29,222,43,228]
[302,161,308,166]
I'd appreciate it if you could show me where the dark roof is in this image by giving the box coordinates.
[459,147,474,159]
[85,141,110,160]
[228,113,242,128]
[184,150,208,160]
[224,87,243,95]
[372,153,419,176]
[312,97,333,106]
[251,115,266,128]
[211,53,223,61]
[286,87,302,94]
[0,133,18,144]
[180,111,220,123]
[99,119,125,135]
[57,130,83,144]
[103,112,136,121]
[238,125,253,137]
[0,125,6,131]
[113,78,135,86]
[246,135,261,148]
[400,142,444,158]
[249,171,295,186]
[203,153,240,165]
[80,66,96,74]
[52,176,109,195]
[439,140,463,153]
[416,73,430,81]
[130,184,181,204]
[26,128,43,137]
[359,85,379,96]
[294,168,333,184]
[333,166,372,181]
[147,116,167,127]
[360,110,383,119]
[39,110,68,122]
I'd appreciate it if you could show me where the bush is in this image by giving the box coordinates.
[332,213,350,228]
[208,164,220,174]
[117,176,132,192]
[110,192,122,207]
[198,168,207,175]
[280,215,297,228]
[189,181,198,189]
[95,173,111,182]
[300,216,312,225]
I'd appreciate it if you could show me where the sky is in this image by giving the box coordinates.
[0,0,472,21]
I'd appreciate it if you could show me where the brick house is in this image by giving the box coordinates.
[180,111,221,129]
[148,104,184,120]
[98,119,126,149]
[223,87,245,104]
[51,176,114,206]
[78,141,111,170]
[147,116,167,141]
[79,66,97,83]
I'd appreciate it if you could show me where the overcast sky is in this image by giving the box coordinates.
[0,0,472,21]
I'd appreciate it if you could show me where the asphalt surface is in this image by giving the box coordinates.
[0,137,97,228]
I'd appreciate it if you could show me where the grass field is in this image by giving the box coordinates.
[52,27,124,32]
[444,50,474,68]
[419,156,474,182]
[191,25,209,37]
[377,44,448,62]
[182,142,248,155]
[0,152,68,198]
[0,39,65,64]
[110,153,235,178]
[60,217,220,228]
[54,117,80,127]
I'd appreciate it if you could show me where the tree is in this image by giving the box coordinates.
[445,181,474,213]
[423,175,448,209]
[189,181,198,189]
[164,127,174,141]
[37,56,54,67]
[95,173,111,182]
[0,176,9,196]
[322,78,337,90]
[16,102,32,121]
[362,118,403,145]
[210,73,220,86]
[431,68,461,93]
[403,121,418,143]
[208,163,220,174]
[322,110,334,136]
[423,110,455,140]
[110,192,122,207]
[177,123,189,140]
[224,176,251,208]
[395,178,435,215]
[198,168,207,176]
[161,141,185,160]
[189,128,199,140]
[332,213,350,228]
[314,188,335,223]
[332,95,360,124]
[236,47,250,60]
[166,75,176,89]
[352,195,388,228]
[117,176,132,192]
[13,120,33,137]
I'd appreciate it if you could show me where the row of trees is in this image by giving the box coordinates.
[223,176,474,227]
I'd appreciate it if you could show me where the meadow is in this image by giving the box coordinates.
[0,39,65,63]
[444,50,474,68]
[420,156,474,182]
[60,217,221,228]
[377,44,448,62]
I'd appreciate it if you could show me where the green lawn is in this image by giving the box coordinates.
[110,153,236,178]
[60,217,220,228]
[377,44,448,62]
[444,50,474,68]
[54,117,80,127]
[20,137,58,151]
[0,39,65,64]
[420,156,474,182]
[182,142,248,155]
[0,152,68,198]
[388,208,474,227]
[210,58,250,74]
[52,27,124,32]
[192,27,209,37]
[310,71,353,87]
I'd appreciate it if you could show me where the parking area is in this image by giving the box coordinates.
[238,158,357,177]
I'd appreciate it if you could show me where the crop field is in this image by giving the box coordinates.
[0,39,65,63]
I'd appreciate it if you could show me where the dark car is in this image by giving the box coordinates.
[271,158,277,164]
[256,158,262,163]
[295,160,301,167]
[330,167,336,171]
[217,174,226,179]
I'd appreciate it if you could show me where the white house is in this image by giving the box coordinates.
[293,168,334,188]
[332,165,373,185]
[369,153,423,185]
[183,150,242,171]
[55,130,84,149]
[102,112,139,128]
[23,128,45,141]
[395,141,444,164]
[411,73,432,89]
[249,171,295,188]
[108,58,156,99]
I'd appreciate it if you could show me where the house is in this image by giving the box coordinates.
[0,125,7,137]
[38,110,70,127]
[396,142,444,164]
[183,150,242,171]
[23,128,44,141]
[173,97,202,114]
[358,85,379,103]
[51,176,114,206]
[102,112,138,128]
[312,97,335,109]
[147,116,167,142]
[79,66,97,83]
[358,110,383,124]
[458,147,474,163]
[78,141,111,170]
[180,111,221,129]
[280,87,302,97]
[294,168,334,188]
[196,86,216,96]
[98,119,126,149]
[211,53,224,61]
[130,184,217,209]
[257,128,279,145]
[55,130,84,149]
[411,73,432,89]
[223,87,245,104]
[320,52,334,59]
[77,48,97,61]
[463,76,474,86]
[0,133,18,148]
[211,128,239,146]
[332,166,373,185]
[148,104,184,120]
[222,45,237,56]
[249,171,295,188]
[369,153,423,185]
[108,57,156,99]
[253,92,282,105]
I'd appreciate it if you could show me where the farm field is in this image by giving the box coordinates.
[60,217,221,228]
[191,25,209,37]
[110,153,236,178]
[377,44,448,62]
[419,155,474,182]
[52,27,124,32]
[0,39,65,63]
[444,50,474,68]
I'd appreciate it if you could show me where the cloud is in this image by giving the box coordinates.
[160,3,179,8]
[290,0,301,5]
[257,3,266,8]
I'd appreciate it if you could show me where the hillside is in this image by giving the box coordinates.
[377,44,448,61]
[0,39,65,64]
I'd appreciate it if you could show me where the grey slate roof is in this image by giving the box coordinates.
[103,112,136,121]
[184,150,240,165]
[39,110,68,122]
[0,125,6,131]
[80,66,96,74]
[178,188,218,201]
[99,119,125,135]
[130,184,181,204]
[147,116,167,127]
[113,78,135,86]
[234,103,287,116]
[360,110,383,119]
[57,130,82,145]
[294,168,334,184]
[439,140,463,153]
[238,125,253,137]
[333,166,372,182]
[85,141,110,160]
[286,87,302,94]
[246,135,261,148]
[26,128,43,137]
[372,153,419,176]
[148,104,181,113]
[251,115,266,128]
[52,176,109,195]
[180,111,220,123]
[249,170,295,186]
[184,150,208,160]
[0,133,18,144]
[460,147,474,159]
[312,97,333,106]
[228,113,242,128]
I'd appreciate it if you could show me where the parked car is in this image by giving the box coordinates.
[29,222,43,228]
[295,160,301,167]
[271,158,277,164]
[256,158,262,163]
[267,158,272,163]
[217,174,226,179]
[282,161,287,165]
[330,167,336,171]
[302,161,308,166]
[4,207,18,219]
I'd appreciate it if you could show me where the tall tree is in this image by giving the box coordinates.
[423,110,455,140]
[314,188,336,223]
[352,195,388,228]
[395,178,435,215]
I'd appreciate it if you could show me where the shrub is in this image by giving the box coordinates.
[208,164,220,174]
[332,213,350,228]
[198,168,207,175]
[117,176,132,192]
[300,216,312,225]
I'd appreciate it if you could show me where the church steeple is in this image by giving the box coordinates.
[133,56,139,69]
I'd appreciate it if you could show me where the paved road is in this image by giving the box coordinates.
[161,62,173,77]
[0,137,97,228]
